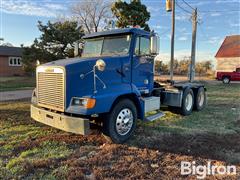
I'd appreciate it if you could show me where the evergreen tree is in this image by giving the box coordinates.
[22,21,84,73]
[111,0,151,31]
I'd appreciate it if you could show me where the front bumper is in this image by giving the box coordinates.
[31,105,90,135]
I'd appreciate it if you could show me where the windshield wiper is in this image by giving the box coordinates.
[102,52,127,56]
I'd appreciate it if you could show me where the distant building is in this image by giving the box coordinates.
[0,46,24,76]
[215,35,240,72]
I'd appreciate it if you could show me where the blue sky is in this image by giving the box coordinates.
[0,0,240,65]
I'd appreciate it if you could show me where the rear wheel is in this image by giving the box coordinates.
[194,87,206,111]
[103,99,137,143]
[180,88,194,116]
[222,76,230,84]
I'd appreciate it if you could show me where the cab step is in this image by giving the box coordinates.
[144,112,165,122]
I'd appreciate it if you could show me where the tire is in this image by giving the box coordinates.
[222,76,230,84]
[103,99,137,143]
[194,87,206,111]
[180,88,194,116]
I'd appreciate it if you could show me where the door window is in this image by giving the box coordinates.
[135,37,150,56]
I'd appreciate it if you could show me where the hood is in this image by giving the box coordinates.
[44,56,98,68]
[43,56,129,109]
[43,56,102,79]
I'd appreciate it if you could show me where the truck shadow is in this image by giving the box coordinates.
[127,126,240,164]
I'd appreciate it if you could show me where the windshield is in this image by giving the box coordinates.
[82,35,131,57]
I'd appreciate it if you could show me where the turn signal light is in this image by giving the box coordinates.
[72,98,96,109]
[84,98,96,109]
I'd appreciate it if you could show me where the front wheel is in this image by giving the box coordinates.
[103,99,137,143]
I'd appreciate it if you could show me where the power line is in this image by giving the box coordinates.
[199,10,240,13]
[197,9,239,22]
[176,0,239,13]
[176,0,192,15]
[181,0,195,10]
[198,23,211,43]
[159,28,170,36]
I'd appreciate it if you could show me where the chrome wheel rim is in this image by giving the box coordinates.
[198,91,204,107]
[185,93,193,111]
[223,78,229,83]
[116,108,133,136]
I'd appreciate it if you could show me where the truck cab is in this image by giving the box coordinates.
[31,28,206,143]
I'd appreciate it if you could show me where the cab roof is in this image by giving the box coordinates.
[83,28,150,39]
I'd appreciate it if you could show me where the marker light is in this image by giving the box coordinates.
[36,60,40,66]
[84,98,96,109]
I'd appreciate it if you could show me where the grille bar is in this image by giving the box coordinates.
[37,71,65,112]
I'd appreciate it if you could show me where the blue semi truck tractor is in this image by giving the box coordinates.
[31,28,206,143]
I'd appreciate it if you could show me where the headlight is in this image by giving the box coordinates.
[72,98,81,105]
[72,98,96,109]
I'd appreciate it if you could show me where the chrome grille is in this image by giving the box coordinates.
[37,71,64,112]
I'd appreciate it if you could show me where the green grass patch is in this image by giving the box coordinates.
[0,76,35,91]
[0,101,71,178]
[142,83,240,134]
[19,141,73,160]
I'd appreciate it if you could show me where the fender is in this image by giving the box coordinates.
[66,83,137,115]
[66,83,145,119]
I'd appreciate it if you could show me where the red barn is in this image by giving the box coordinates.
[215,35,240,72]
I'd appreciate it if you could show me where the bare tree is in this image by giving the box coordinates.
[71,0,112,33]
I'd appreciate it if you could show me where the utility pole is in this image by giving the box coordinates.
[190,8,197,82]
[170,0,175,81]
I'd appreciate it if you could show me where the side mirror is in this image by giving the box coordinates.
[150,35,160,55]
[95,59,106,71]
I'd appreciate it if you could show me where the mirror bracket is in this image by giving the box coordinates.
[93,59,107,94]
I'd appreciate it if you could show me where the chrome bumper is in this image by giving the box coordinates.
[31,105,90,135]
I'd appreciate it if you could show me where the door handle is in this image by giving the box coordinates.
[124,66,129,71]
[123,63,130,71]
[116,68,126,77]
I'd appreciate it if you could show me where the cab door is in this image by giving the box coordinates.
[132,36,154,94]
[233,68,240,81]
